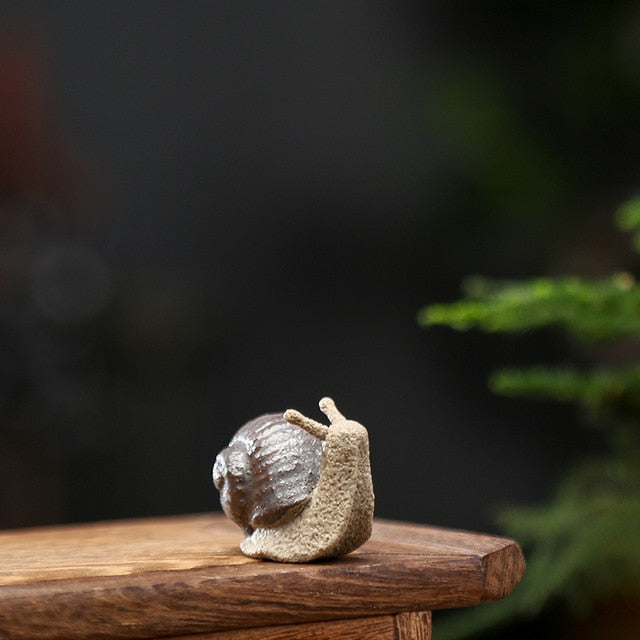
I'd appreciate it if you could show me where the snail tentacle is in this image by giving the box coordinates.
[318,396,346,424]
[283,409,329,441]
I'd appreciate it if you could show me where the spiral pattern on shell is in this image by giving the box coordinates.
[213,413,323,534]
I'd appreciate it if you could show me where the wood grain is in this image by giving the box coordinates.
[0,513,524,640]
[395,611,432,640]
[0,513,252,584]
[167,611,432,640]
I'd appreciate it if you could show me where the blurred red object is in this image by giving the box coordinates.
[0,25,93,230]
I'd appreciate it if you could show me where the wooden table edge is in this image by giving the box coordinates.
[0,513,525,640]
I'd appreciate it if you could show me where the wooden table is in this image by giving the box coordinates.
[0,513,525,640]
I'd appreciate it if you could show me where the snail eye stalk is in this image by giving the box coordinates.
[283,409,329,441]
[319,397,346,424]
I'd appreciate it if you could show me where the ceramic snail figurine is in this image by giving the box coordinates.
[212,397,374,562]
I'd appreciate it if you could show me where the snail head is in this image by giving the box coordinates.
[284,396,354,441]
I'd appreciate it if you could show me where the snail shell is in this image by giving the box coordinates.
[213,413,323,534]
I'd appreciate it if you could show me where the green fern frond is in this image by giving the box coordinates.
[437,455,640,640]
[420,204,640,639]
[418,273,640,342]
[616,196,640,253]
[489,366,640,420]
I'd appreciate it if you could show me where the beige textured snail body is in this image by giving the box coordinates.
[213,397,374,562]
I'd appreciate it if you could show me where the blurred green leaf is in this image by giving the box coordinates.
[489,366,640,421]
[616,196,640,253]
[421,205,640,639]
[418,274,640,342]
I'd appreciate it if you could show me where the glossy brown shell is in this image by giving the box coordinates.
[213,413,323,534]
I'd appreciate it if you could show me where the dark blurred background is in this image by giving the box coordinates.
[1,1,639,634]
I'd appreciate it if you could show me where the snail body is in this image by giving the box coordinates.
[213,397,374,563]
